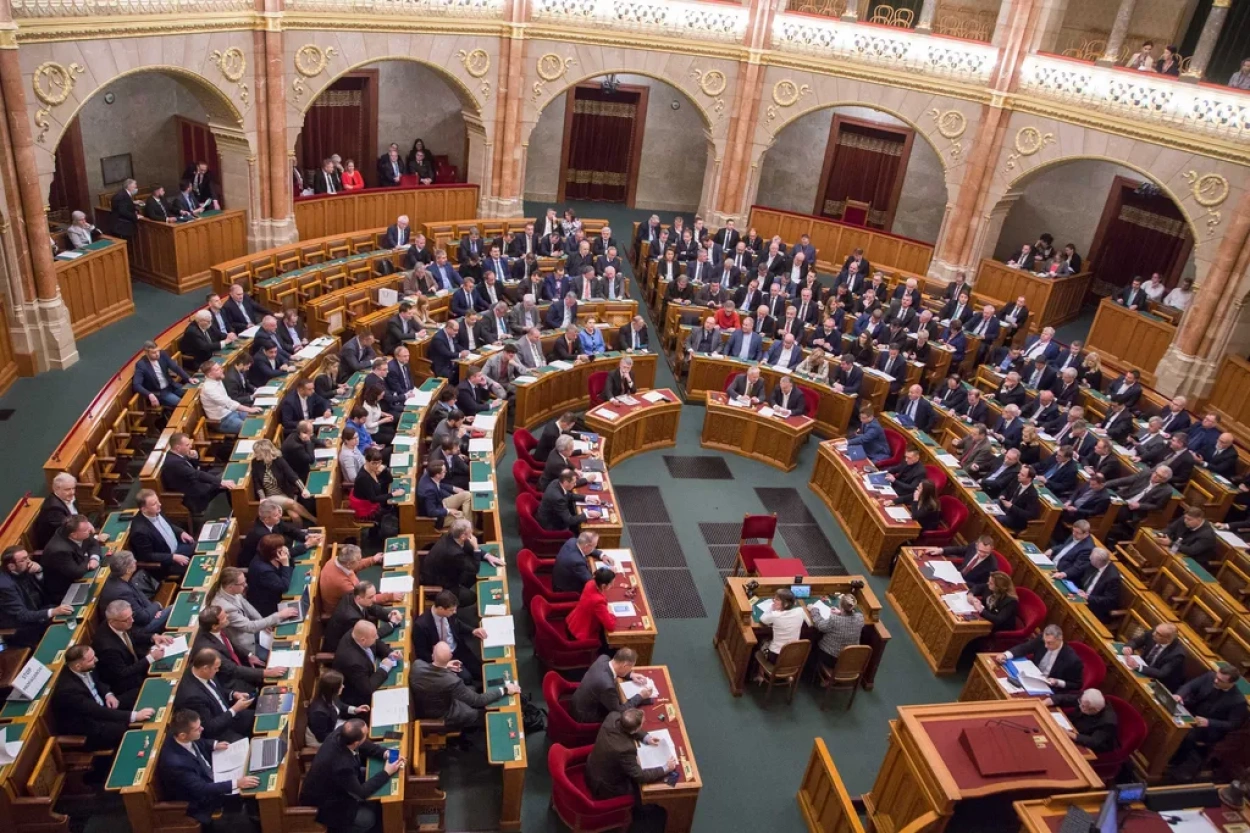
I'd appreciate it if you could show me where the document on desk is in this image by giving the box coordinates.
[603,549,633,573]
[609,602,637,618]
[313,448,336,460]
[389,453,411,469]
[468,437,493,453]
[928,560,965,584]
[757,406,775,418]
[755,599,774,619]
[940,593,976,614]
[1217,529,1249,549]
[1025,550,1054,567]
[391,435,415,447]
[1048,710,1074,732]
[469,480,494,493]
[641,391,668,403]
[982,502,1006,516]
[594,408,620,421]
[513,375,538,385]
[473,414,498,433]
[267,649,306,669]
[383,549,414,568]
[885,506,913,522]
[213,738,249,793]
[294,344,323,361]
[807,600,832,620]
[371,687,410,728]
[620,677,655,700]
[379,575,414,595]
[253,397,278,408]
[572,440,591,454]
[240,325,260,339]
[637,728,676,771]
[255,385,282,396]
[234,439,256,455]
[163,634,190,658]
[483,603,507,617]
[1158,810,1222,833]
[481,615,516,647]
[0,725,23,764]
[406,389,433,407]
[550,360,574,370]
[935,453,960,466]
[1008,659,1053,695]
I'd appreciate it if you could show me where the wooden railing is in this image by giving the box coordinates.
[54,238,134,338]
[747,205,934,277]
[1084,297,1176,387]
[972,258,1093,334]
[797,738,868,833]
[294,183,480,240]
[1205,354,1250,449]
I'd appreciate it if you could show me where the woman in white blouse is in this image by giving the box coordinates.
[756,587,807,671]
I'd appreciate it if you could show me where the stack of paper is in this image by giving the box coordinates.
[755,599,773,619]
[641,391,667,403]
[235,439,257,455]
[371,688,410,727]
[982,502,1005,516]
[468,437,493,453]
[550,360,574,370]
[1009,659,1053,695]
[379,575,414,595]
[255,385,282,396]
[0,726,22,764]
[240,325,260,339]
[382,549,413,568]
[513,375,538,384]
[595,408,621,421]
[406,390,434,407]
[758,407,776,418]
[940,593,976,614]
[294,345,323,361]
[1025,551,1055,567]
[163,634,190,658]
[473,414,498,433]
[885,506,912,522]
[1217,529,1249,549]
[213,738,249,792]
[637,728,676,770]
[482,603,507,616]
[267,649,306,669]
[469,480,494,493]
[392,435,415,447]
[253,397,278,408]
[808,599,832,619]
[935,453,960,466]
[928,560,965,584]
[481,616,516,647]
[313,448,336,460]
[620,677,655,700]
[1048,710,1075,732]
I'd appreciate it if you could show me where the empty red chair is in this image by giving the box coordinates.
[513,428,543,473]
[517,493,573,556]
[915,495,967,547]
[531,597,600,671]
[987,586,1045,653]
[733,513,779,576]
[879,429,907,468]
[519,548,577,609]
[543,672,600,747]
[1068,641,1106,692]
[588,371,609,404]
[1088,695,1147,783]
[549,744,634,832]
[512,459,541,501]
[798,385,820,418]
[924,464,948,493]
[992,551,1013,577]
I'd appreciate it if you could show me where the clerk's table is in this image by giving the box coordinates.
[702,391,815,472]
[623,666,702,833]
[596,547,658,664]
[583,388,682,468]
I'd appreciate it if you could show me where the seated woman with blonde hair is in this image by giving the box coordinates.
[250,438,316,525]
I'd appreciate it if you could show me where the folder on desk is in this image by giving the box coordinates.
[843,446,867,462]
[958,724,1047,777]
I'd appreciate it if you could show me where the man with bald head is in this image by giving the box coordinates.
[333,620,402,707]
[1203,432,1239,478]
[411,641,519,732]
[1123,623,1185,690]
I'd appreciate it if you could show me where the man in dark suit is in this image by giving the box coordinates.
[175,179,206,216]
[1161,506,1218,569]
[978,448,1021,498]
[570,648,653,725]
[411,641,518,732]
[333,621,402,707]
[41,514,103,602]
[1067,689,1119,753]
[98,552,169,636]
[173,649,256,741]
[221,283,270,334]
[1060,473,1112,526]
[999,465,1040,532]
[52,645,153,750]
[1047,520,1095,578]
[1204,432,1239,478]
[1023,357,1058,393]
[1122,623,1185,691]
[421,518,501,607]
[1099,401,1134,445]
[830,357,863,399]
[279,378,331,434]
[339,330,379,381]
[381,347,416,405]
[540,434,589,492]
[1108,465,1174,539]
[1035,445,1079,498]
[191,606,271,691]
[160,432,235,525]
[1144,432,1197,488]
[728,367,765,403]
[128,488,195,573]
[552,531,605,594]
[93,599,170,698]
[893,384,933,432]
[134,341,192,409]
[1107,370,1143,408]
[376,146,404,188]
[997,624,1084,693]
[0,546,69,647]
[276,309,308,355]
[383,216,412,249]
[1052,339,1084,375]
[455,370,503,417]
[159,710,260,825]
[965,305,1000,348]
[989,373,1028,410]
[585,708,676,800]
[34,474,80,551]
[534,413,576,464]
[538,471,591,534]
[143,184,172,221]
[322,582,402,653]
[224,354,256,405]
[405,233,434,270]
[428,249,462,293]
[1115,276,1146,311]
[770,375,806,416]
[616,316,650,352]
[992,405,1025,449]
[414,590,485,683]
[1170,665,1249,779]
[886,447,927,496]
[238,499,317,567]
[1071,547,1121,622]
[933,376,968,413]
[300,720,401,833]
[110,179,139,242]
[428,321,463,382]
[179,310,237,370]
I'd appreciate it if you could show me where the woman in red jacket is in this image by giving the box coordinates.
[566,567,617,643]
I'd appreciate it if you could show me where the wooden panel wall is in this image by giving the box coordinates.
[747,206,934,275]
[973,259,1093,334]
[1206,355,1250,448]
[294,185,480,240]
[1084,297,1176,386]
[796,739,868,833]
[54,239,135,337]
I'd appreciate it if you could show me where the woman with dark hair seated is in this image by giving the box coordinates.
[349,447,398,521]
[565,567,617,650]
[306,669,368,747]
[896,480,942,531]
[246,533,293,616]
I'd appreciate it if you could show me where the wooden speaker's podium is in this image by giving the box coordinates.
[864,701,1103,833]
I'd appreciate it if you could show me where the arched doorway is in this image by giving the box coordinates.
[524,73,713,213]
[294,58,481,191]
[755,104,949,243]
[989,159,1197,297]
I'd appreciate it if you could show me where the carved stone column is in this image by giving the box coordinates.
[915,0,938,32]
[842,0,859,22]
[1181,0,1230,82]
[1097,0,1138,67]
[488,0,526,217]
[0,39,76,370]
[263,23,296,245]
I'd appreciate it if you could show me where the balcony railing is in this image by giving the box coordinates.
[287,0,505,14]
[530,0,750,43]
[11,0,251,15]
[1019,54,1250,144]
[772,12,1000,83]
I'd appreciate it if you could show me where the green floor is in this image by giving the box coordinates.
[16,203,1097,832]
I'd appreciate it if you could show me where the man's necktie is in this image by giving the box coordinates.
[220,633,241,664]
[121,631,135,657]
[1084,568,1099,591]
[191,742,212,773]
[1147,644,1162,665]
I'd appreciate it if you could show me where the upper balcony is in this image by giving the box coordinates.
[530,0,749,43]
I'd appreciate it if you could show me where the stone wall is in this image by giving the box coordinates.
[373,61,468,179]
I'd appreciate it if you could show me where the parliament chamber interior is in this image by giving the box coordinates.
[2,0,1250,831]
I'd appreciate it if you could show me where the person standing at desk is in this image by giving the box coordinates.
[110,178,139,244]
[300,719,404,833]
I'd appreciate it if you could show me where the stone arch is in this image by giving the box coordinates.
[294,55,483,120]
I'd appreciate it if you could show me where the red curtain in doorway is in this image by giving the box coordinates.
[300,77,368,180]
[1090,189,1191,295]
[820,124,906,228]
[564,87,639,203]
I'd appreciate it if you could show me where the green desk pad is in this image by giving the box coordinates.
[106,730,160,790]
[240,418,268,438]
[382,607,407,647]
[135,678,176,722]
[391,480,412,501]
[286,564,313,597]
[477,580,507,613]
[365,742,401,796]
[358,564,383,588]
[182,556,219,589]
[168,590,208,629]
[398,411,421,432]
[419,377,442,392]
[240,766,279,795]
[383,658,403,688]
[254,711,289,734]
[307,469,332,496]
[483,662,517,709]
[482,644,512,661]
[101,510,137,541]
[485,711,523,764]
[223,462,250,483]
[1184,557,1217,583]
[385,538,410,552]
[34,618,77,663]
[319,426,341,442]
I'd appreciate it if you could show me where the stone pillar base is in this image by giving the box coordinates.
[11,296,77,372]
[481,196,524,218]
[927,258,975,285]
[840,12,857,21]
[250,216,298,251]
[1153,345,1219,398]
[705,210,742,228]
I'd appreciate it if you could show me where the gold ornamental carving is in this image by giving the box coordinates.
[292,45,338,103]
[771,79,811,108]
[32,61,84,144]
[210,47,250,107]
[1184,170,1229,237]
[457,48,490,79]
[1004,126,1055,171]
[532,53,576,104]
[929,108,967,140]
[692,68,727,98]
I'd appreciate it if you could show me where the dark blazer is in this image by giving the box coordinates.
[172,673,250,741]
[191,630,263,690]
[1075,561,1122,622]
[238,518,308,567]
[1037,458,1079,498]
[246,556,292,617]
[279,389,331,433]
[420,533,480,601]
[533,421,569,464]
[41,531,101,601]
[1205,445,1239,479]
[537,480,587,532]
[413,608,476,664]
[1006,637,1084,690]
[98,575,164,635]
[179,323,223,369]
[383,224,411,249]
[979,594,1019,631]
[51,668,133,748]
[410,659,505,730]
[1106,471,1172,514]
[133,351,190,399]
[252,456,304,501]
[585,710,668,800]
[281,432,318,482]
[886,459,927,494]
[770,385,806,416]
[141,195,171,222]
[158,737,235,824]
[1164,517,1218,567]
[332,637,389,707]
[1065,483,1112,521]
[428,329,459,380]
[1177,672,1249,742]
[33,495,76,552]
[938,543,994,593]
[602,369,637,401]
[323,593,395,654]
[275,320,307,355]
[455,379,493,417]
[728,375,765,401]
[934,385,967,413]
[221,296,269,334]
[415,472,455,527]
[247,353,285,387]
[999,481,1039,531]
[0,570,52,646]
[299,728,390,831]
[92,625,153,696]
[570,654,651,724]
[110,189,138,237]
[895,396,933,431]
[128,512,189,567]
[616,324,650,352]
[1071,707,1119,754]
[307,697,351,743]
[224,366,255,405]
[1127,631,1186,691]
[1052,535,1095,576]
[1107,375,1143,408]
[312,169,342,194]
[540,451,586,493]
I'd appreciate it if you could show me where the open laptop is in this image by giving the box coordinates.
[249,727,288,773]
[199,521,228,543]
[277,587,310,624]
[61,583,90,607]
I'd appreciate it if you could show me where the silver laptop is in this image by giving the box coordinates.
[277,587,310,624]
[249,731,288,772]
[61,583,90,607]
[199,521,228,543]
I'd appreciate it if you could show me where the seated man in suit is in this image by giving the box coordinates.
[1058,474,1112,527]
[1160,506,1218,569]
[552,531,610,594]
[1047,519,1095,578]
[978,448,1022,498]
[845,406,891,463]
[685,317,721,363]
[1070,547,1121,623]
[570,647,654,724]
[992,404,1025,449]
[996,624,1084,693]
[322,581,402,654]
[428,320,465,382]
[534,412,577,464]
[766,332,802,370]
[1121,623,1185,691]
[1066,689,1119,754]
[414,590,486,683]
[886,446,927,496]
[159,433,237,530]
[41,514,104,601]
[724,316,762,362]
[384,215,412,249]
[897,385,934,431]
[421,518,502,609]
[53,644,155,751]
[602,356,638,401]
[770,374,806,417]
[339,329,378,380]
[159,710,260,826]
[1034,445,1079,498]
[333,621,402,707]
[300,719,402,833]
[248,343,290,387]
[417,460,474,531]
[93,599,173,699]
[179,309,238,370]
[537,469,593,534]
[456,369,505,417]
[0,545,72,648]
[381,302,422,355]
[134,340,193,409]
[1170,664,1250,780]
[222,283,270,335]
[238,498,317,567]
[585,708,677,800]
[412,640,519,732]
[174,648,257,741]
[728,365,765,405]
[279,377,331,434]
[830,356,863,399]
[1107,465,1174,541]
[989,372,1028,410]
[126,488,195,574]
[1107,369,1143,409]
[1023,356,1057,393]
[998,464,1040,532]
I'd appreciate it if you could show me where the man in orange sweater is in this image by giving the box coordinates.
[318,543,392,612]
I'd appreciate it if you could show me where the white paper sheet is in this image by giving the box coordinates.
[240,325,260,339]
[758,406,775,418]
[213,738,249,791]
[641,391,667,403]
[313,448,335,460]
[382,549,413,568]
[885,506,912,521]
[253,397,278,408]
[636,728,676,770]
[473,414,498,432]
[514,375,538,384]
[1155,810,1221,833]
[481,615,516,647]
[620,677,654,700]
[258,631,274,652]
[293,345,322,361]
[1217,529,1248,549]
[1049,710,1075,732]
[983,502,1006,516]
[267,649,305,669]
[406,390,433,407]
[609,602,637,617]
[234,440,256,455]
[755,599,773,618]
[0,726,23,764]
[995,677,1021,695]
[550,360,574,370]
[371,687,410,728]
[389,453,411,468]
[935,453,960,466]
[163,634,190,658]
[391,435,415,447]
[469,480,494,493]
[379,575,414,595]
[594,408,620,421]
[313,416,337,426]
[468,437,493,453]
[482,603,507,616]
[928,560,965,584]
[808,600,832,620]
[941,593,976,614]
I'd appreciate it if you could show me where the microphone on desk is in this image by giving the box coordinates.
[985,718,1038,734]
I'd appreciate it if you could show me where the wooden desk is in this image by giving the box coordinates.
[512,352,657,430]
[747,205,934,275]
[887,548,993,675]
[630,666,702,833]
[294,184,480,240]
[600,547,658,664]
[94,208,248,293]
[583,388,681,468]
[1084,297,1177,386]
[972,259,1093,335]
[573,451,624,549]
[796,738,868,833]
[53,238,134,337]
[808,440,921,574]
[1015,788,1248,832]
[701,392,816,471]
[713,576,887,696]
[863,701,1102,833]
[687,354,856,439]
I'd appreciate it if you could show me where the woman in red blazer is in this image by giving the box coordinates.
[565,567,617,643]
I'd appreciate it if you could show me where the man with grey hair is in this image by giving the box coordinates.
[110,177,139,242]
[93,599,174,697]
[98,550,170,635]
[996,623,1084,691]
[552,530,610,593]
[66,210,97,249]
[238,497,321,567]
[384,214,410,249]
[1072,546,1121,624]
[179,308,238,369]
[540,434,597,492]
[422,517,503,608]
[517,326,546,369]
[809,593,864,668]
[508,294,541,336]
[1064,688,1118,753]
[34,472,83,549]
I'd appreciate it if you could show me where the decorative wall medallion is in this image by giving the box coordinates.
[532,53,576,103]
[457,48,491,79]
[292,45,338,102]
[1013,126,1054,156]
[32,61,84,144]
[771,79,811,108]
[928,108,966,139]
[693,68,727,98]
[210,48,250,106]
[478,81,491,101]
[1184,171,1230,237]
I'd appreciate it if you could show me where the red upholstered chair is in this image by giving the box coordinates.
[842,199,870,227]
[733,513,779,577]
[879,429,906,468]
[549,744,635,832]
[517,494,573,556]
[434,155,457,183]
[513,428,544,473]
[512,460,541,501]
[725,373,744,395]
[992,551,1013,577]
[543,672,600,747]
[519,548,577,609]
[1088,695,1147,782]
[924,464,948,493]
[588,371,609,405]
[531,597,599,671]
[1068,641,1106,692]
[797,385,820,420]
[987,586,1046,653]
[915,495,967,547]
